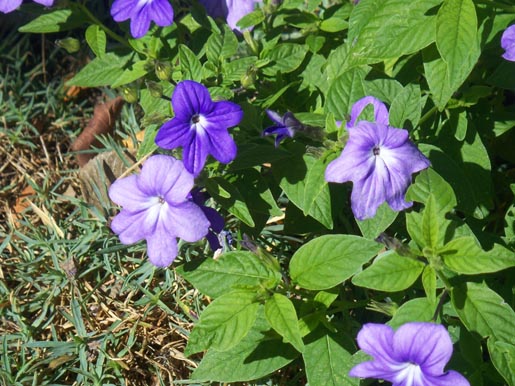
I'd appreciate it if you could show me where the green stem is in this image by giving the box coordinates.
[75,3,130,48]
[418,106,438,127]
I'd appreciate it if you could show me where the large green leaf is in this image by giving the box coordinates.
[185,290,260,355]
[435,0,478,87]
[177,251,281,299]
[303,329,358,386]
[65,53,130,87]
[389,297,436,328]
[290,235,382,290]
[488,339,515,386]
[19,9,85,33]
[179,44,203,81]
[451,282,515,343]
[265,294,305,353]
[85,25,106,58]
[190,311,299,382]
[357,202,398,240]
[262,43,308,76]
[389,84,421,129]
[439,237,515,274]
[352,251,425,291]
[346,0,440,67]
[325,67,367,120]
[206,24,238,64]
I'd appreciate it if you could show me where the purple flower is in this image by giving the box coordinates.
[325,96,430,220]
[108,155,210,268]
[349,322,470,386]
[199,0,261,32]
[0,0,53,13]
[191,188,225,251]
[155,80,243,176]
[111,0,174,39]
[262,110,302,147]
[501,25,515,61]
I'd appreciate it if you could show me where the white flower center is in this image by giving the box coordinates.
[190,114,208,135]
[393,362,424,386]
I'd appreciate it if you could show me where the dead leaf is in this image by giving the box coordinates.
[71,97,124,167]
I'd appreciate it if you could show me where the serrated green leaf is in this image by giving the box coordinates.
[190,311,298,382]
[290,235,382,290]
[186,290,260,354]
[177,251,281,299]
[439,237,515,274]
[303,329,358,386]
[19,9,85,33]
[325,67,367,120]
[352,251,425,291]
[85,25,106,58]
[265,294,305,353]
[452,282,515,343]
[179,44,203,81]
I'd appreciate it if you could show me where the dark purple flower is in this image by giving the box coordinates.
[349,323,470,386]
[155,80,243,176]
[108,155,210,268]
[0,0,53,13]
[325,96,430,220]
[191,188,225,251]
[199,0,260,32]
[262,110,302,147]
[111,0,174,39]
[501,25,515,61]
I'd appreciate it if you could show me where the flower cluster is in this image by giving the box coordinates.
[325,96,430,220]
[0,0,53,13]
[350,322,470,386]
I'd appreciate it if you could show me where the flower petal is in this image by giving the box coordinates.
[110,0,136,22]
[347,96,389,128]
[266,109,283,125]
[205,100,243,130]
[146,221,178,267]
[0,0,23,13]
[225,0,257,31]
[393,323,453,376]
[172,80,214,120]
[501,25,515,61]
[182,129,210,175]
[137,155,194,204]
[155,120,192,150]
[111,209,150,244]
[206,130,237,164]
[422,371,470,386]
[108,175,151,211]
[33,0,54,6]
[148,0,174,27]
[130,6,152,38]
[162,201,210,242]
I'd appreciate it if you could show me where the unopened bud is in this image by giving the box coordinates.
[121,84,138,103]
[56,37,80,54]
[145,80,163,98]
[155,61,173,81]
[240,66,257,88]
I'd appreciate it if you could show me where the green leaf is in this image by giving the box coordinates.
[111,60,149,88]
[435,0,478,88]
[357,202,398,240]
[363,77,404,104]
[346,0,440,67]
[179,44,203,81]
[389,297,436,328]
[406,168,457,213]
[265,294,305,353]
[237,9,265,30]
[422,45,454,111]
[439,237,515,274]
[451,282,515,343]
[191,311,299,382]
[85,25,106,58]
[290,235,382,290]
[177,251,281,299]
[206,177,255,227]
[206,25,238,64]
[488,339,515,386]
[303,329,358,386]
[352,251,425,292]
[421,195,441,249]
[66,53,129,87]
[262,43,308,76]
[389,84,421,129]
[19,9,85,33]
[186,290,260,354]
[421,266,437,306]
[325,67,367,120]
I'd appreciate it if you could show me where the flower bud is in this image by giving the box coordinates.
[145,81,163,98]
[121,84,138,103]
[56,38,80,54]
[240,66,257,88]
[155,61,173,81]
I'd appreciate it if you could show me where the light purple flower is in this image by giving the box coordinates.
[262,110,301,147]
[155,80,243,176]
[108,155,210,268]
[0,0,53,13]
[199,0,261,32]
[349,323,470,386]
[325,96,430,220]
[111,0,174,39]
[501,25,515,61]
